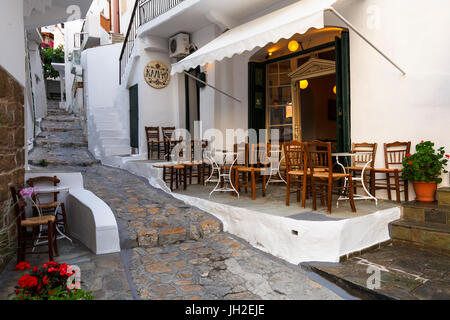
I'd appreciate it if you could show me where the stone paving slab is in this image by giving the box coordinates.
[80,165,223,249]
[130,233,341,300]
[302,244,450,300]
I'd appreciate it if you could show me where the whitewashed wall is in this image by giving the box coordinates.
[0,0,25,85]
[119,0,134,35]
[64,20,84,111]
[82,43,122,109]
[326,0,450,189]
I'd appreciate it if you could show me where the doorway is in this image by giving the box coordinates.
[185,68,200,133]
[289,57,337,148]
[129,84,139,152]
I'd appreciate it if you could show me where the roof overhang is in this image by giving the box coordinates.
[24,0,92,29]
[171,0,336,75]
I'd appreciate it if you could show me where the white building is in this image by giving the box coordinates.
[89,0,448,191]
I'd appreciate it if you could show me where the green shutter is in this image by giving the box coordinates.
[129,84,139,149]
[335,32,351,153]
[248,62,266,131]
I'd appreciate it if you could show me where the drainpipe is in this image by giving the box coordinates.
[113,0,120,34]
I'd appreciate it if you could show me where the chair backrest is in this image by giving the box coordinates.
[384,141,411,169]
[234,143,249,167]
[284,141,307,172]
[249,143,270,167]
[145,126,160,141]
[351,142,378,168]
[26,176,60,202]
[307,141,333,175]
[162,126,176,140]
[10,186,27,223]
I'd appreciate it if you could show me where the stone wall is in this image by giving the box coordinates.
[0,66,25,271]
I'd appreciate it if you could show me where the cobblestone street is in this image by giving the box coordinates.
[2,103,345,300]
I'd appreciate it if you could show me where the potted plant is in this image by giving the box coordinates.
[9,261,94,300]
[402,141,449,202]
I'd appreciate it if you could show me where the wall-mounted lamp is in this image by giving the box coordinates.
[299,80,309,90]
[333,85,336,94]
[286,103,293,119]
[288,40,299,52]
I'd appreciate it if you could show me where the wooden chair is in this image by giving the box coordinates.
[180,140,206,185]
[162,127,182,161]
[26,176,69,237]
[10,186,58,263]
[374,141,411,203]
[285,141,309,208]
[145,126,164,160]
[345,142,378,194]
[153,163,187,191]
[307,141,356,214]
[234,143,269,200]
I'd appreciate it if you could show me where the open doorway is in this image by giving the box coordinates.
[185,68,200,133]
[248,28,351,151]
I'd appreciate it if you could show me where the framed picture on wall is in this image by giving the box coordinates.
[328,99,337,121]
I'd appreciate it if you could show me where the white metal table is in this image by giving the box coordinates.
[332,152,378,206]
[208,151,239,198]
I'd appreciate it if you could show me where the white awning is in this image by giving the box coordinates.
[171,0,337,75]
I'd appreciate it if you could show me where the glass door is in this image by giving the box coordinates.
[267,60,293,142]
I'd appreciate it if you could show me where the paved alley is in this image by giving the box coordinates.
[4,102,345,300]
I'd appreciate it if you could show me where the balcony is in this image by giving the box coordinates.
[119,0,186,83]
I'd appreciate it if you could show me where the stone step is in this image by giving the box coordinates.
[35,140,88,148]
[102,145,131,157]
[438,187,450,206]
[403,201,450,225]
[28,147,99,167]
[101,137,130,146]
[98,129,128,139]
[390,219,450,255]
[44,116,77,123]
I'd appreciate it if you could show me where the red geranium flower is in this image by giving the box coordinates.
[32,266,39,273]
[42,276,49,285]
[43,261,58,268]
[14,262,31,271]
[446,154,450,158]
[408,161,413,165]
[18,275,38,288]
[406,153,411,157]
[421,140,424,143]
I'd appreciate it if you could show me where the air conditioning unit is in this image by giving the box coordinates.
[169,33,190,59]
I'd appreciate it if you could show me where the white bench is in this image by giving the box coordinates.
[25,171,120,254]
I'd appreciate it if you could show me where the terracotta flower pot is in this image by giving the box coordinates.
[412,181,437,202]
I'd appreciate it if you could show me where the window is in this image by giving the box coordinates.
[267,60,293,142]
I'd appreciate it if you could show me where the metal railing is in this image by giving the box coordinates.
[119,0,185,83]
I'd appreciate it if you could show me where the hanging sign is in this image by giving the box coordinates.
[144,61,170,89]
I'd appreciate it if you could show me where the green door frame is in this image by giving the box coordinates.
[129,84,139,149]
[335,31,351,153]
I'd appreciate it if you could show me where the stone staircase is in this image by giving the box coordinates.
[111,33,125,44]
[29,103,99,167]
[88,106,131,159]
[390,188,450,255]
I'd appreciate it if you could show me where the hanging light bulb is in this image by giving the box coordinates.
[333,85,336,94]
[299,80,309,90]
[288,40,299,52]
